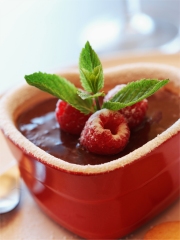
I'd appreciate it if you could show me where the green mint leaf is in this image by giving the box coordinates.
[102,79,169,110]
[102,102,129,111]
[25,72,94,114]
[77,89,105,100]
[79,41,104,93]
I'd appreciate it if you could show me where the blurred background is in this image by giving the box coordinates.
[0,0,180,93]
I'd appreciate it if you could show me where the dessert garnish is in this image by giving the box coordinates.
[80,109,130,155]
[103,84,148,129]
[24,41,169,155]
[55,99,91,135]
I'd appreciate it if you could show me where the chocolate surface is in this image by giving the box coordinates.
[17,89,179,165]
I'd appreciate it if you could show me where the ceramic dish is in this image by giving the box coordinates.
[0,63,179,239]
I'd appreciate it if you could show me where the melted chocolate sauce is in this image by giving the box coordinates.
[17,90,179,165]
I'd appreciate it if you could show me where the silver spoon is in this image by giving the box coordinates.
[0,165,20,214]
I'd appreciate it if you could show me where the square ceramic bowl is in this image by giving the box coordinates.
[0,63,179,239]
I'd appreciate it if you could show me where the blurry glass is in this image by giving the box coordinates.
[80,0,180,54]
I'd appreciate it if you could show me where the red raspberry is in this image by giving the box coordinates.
[80,109,130,155]
[104,84,148,129]
[119,99,148,129]
[55,99,91,135]
[103,84,126,102]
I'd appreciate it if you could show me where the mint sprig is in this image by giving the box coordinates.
[77,89,105,100]
[24,41,169,115]
[102,78,169,110]
[25,72,94,114]
[79,41,104,94]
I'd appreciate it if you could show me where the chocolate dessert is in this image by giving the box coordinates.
[17,89,179,165]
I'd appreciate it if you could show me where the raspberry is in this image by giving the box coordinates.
[120,99,148,129]
[104,84,148,129]
[103,84,126,102]
[55,99,91,135]
[80,109,130,155]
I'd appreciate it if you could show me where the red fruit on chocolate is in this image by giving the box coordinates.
[103,84,126,102]
[55,99,91,135]
[120,99,148,129]
[80,109,130,155]
[104,84,148,129]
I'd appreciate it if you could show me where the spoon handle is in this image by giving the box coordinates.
[0,166,20,214]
